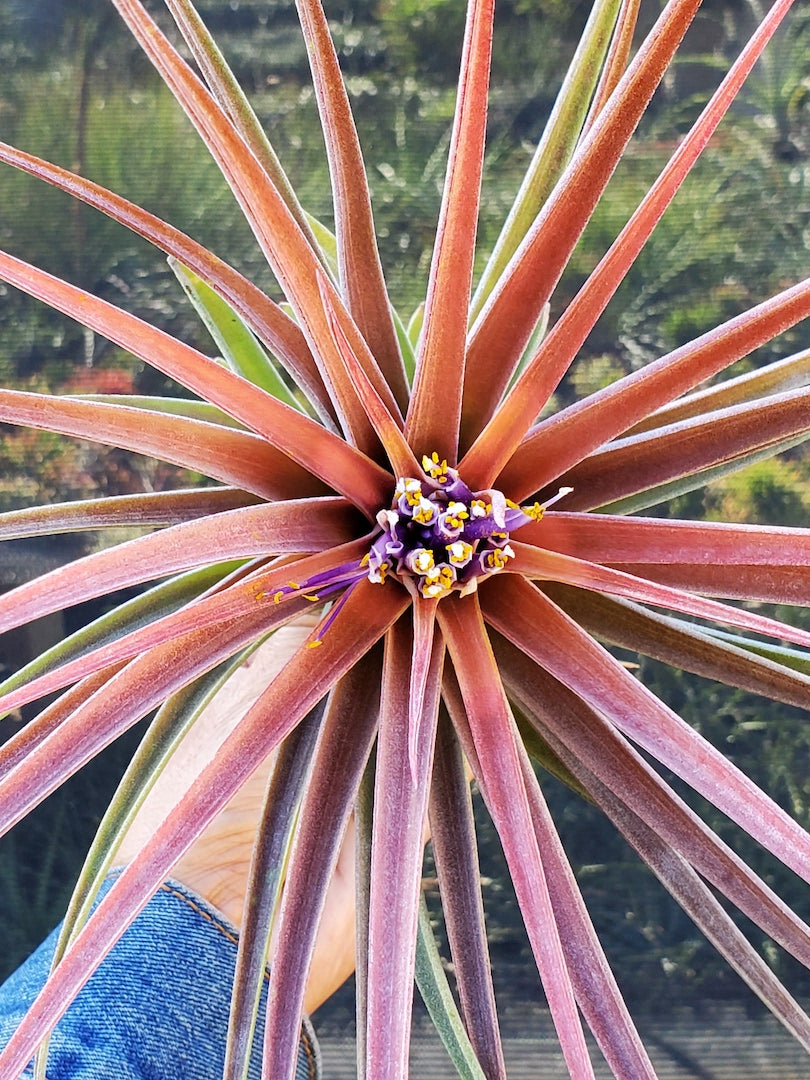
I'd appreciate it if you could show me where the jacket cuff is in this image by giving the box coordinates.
[0,872,320,1080]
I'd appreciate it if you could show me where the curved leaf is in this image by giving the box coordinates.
[429,709,505,1080]
[226,700,325,1080]
[528,510,810,565]
[406,0,495,460]
[463,0,798,473]
[501,640,810,1051]
[557,385,810,512]
[497,636,810,1007]
[0,562,243,702]
[439,595,596,1079]
[460,0,702,456]
[0,140,335,424]
[483,576,810,887]
[0,389,319,501]
[544,582,810,710]
[510,540,810,648]
[169,260,307,412]
[295,0,408,409]
[497,275,810,501]
[111,0,400,456]
[366,616,444,1078]
[414,895,489,1080]
[0,250,392,514]
[161,0,325,261]
[627,346,810,436]
[469,0,623,320]
[0,489,260,540]
[0,499,359,640]
[261,652,382,1080]
[0,539,370,717]
[0,581,406,1078]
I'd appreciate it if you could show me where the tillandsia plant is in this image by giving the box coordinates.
[1,0,810,1076]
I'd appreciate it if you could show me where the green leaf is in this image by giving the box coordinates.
[74,394,249,428]
[304,212,339,279]
[406,303,425,354]
[392,304,417,387]
[170,258,304,410]
[701,627,810,677]
[414,895,488,1080]
[0,562,243,704]
[595,432,810,515]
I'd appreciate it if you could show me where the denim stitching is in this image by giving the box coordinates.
[156,883,319,1079]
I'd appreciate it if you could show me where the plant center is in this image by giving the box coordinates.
[364,454,553,600]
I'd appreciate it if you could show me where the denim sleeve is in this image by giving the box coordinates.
[0,874,320,1080]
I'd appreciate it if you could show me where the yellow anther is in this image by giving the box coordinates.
[307,639,323,649]
[470,499,491,517]
[368,561,389,584]
[304,593,321,602]
[484,547,513,571]
[401,479,423,506]
[410,549,435,573]
[360,553,370,567]
[273,590,284,604]
[524,502,545,522]
[425,564,454,588]
[447,540,473,565]
[287,579,301,589]
[422,452,449,482]
[443,501,469,529]
[413,498,436,525]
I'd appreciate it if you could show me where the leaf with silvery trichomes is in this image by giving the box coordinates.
[170,260,308,412]
[414,896,488,1080]
[1,0,810,1074]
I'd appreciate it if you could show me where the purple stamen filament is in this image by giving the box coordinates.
[272,454,570,644]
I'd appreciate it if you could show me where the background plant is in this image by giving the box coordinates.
[0,2,807,1080]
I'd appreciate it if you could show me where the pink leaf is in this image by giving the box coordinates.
[553,386,810,512]
[510,540,810,649]
[483,577,810,887]
[462,0,798,476]
[497,274,810,500]
[460,0,702,455]
[296,0,408,409]
[0,139,336,425]
[0,489,261,539]
[365,615,444,1078]
[0,539,371,715]
[0,250,392,515]
[0,389,323,501]
[110,0,400,456]
[0,582,407,1078]
[263,652,383,1080]
[406,0,494,461]
[439,594,596,1079]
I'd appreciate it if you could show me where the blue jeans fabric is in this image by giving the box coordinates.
[0,874,320,1080]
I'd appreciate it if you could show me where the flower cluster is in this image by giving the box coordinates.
[366,454,537,599]
[273,454,570,624]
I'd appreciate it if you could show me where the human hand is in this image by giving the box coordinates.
[116,619,356,1014]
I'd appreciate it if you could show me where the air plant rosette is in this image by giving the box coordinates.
[0,0,810,1077]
